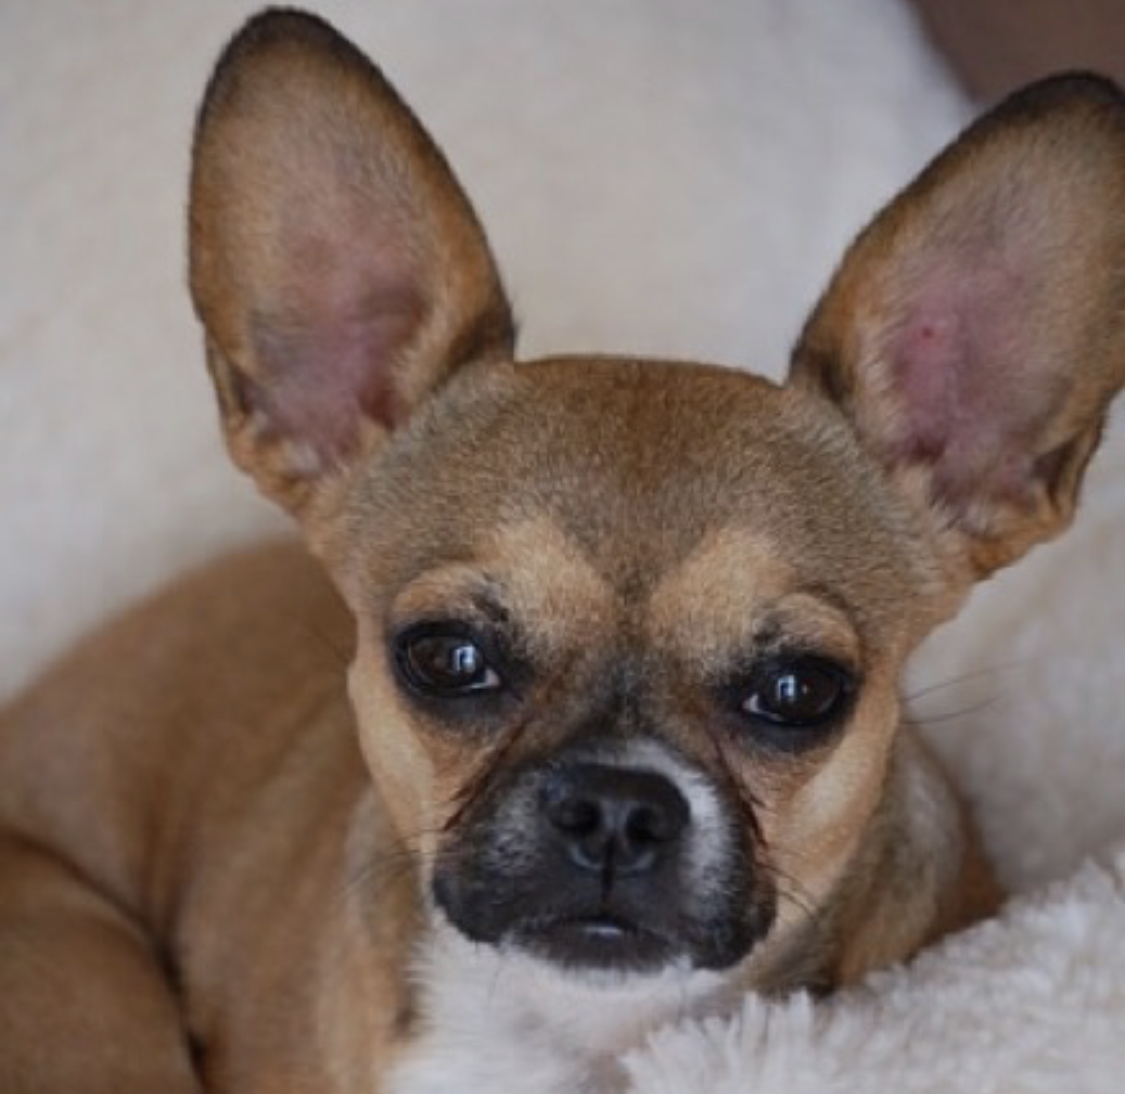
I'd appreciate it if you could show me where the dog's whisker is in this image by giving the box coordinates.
[902,661,1024,705]
[905,695,1001,728]
[343,853,414,901]
[342,821,452,899]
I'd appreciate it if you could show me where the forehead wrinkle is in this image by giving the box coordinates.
[644,525,863,673]
[379,513,619,670]
[645,525,792,656]
[781,580,867,665]
[387,562,503,624]
[477,514,618,648]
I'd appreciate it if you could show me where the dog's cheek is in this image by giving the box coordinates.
[347,654,442,858]
[758,686,901,928]
[426,773,547,944]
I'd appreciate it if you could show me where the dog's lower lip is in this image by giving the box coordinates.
[560,914,636,941]
[516,914,675,972]
[576,917,630,940]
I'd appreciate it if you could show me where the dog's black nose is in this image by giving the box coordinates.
[542,764,690,877]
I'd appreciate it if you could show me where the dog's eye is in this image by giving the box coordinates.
[394,628,503,698]
[741,658,853,731]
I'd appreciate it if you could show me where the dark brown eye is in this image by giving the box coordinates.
[395,628,503,698]
[742,658,853,730]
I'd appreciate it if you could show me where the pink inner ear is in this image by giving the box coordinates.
[247,231,427,464]
[884,255,1053,508]
[888,301,965,463]
[249,304,419,462]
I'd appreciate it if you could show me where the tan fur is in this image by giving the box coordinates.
[1,10,1121,1093]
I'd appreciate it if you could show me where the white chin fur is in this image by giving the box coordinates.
[387,918,735,1094]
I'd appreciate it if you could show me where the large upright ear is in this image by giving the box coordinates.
[790,75,1124,578]
[189,10,514,518]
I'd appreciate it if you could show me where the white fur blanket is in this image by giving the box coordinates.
[3,2,1123,1090]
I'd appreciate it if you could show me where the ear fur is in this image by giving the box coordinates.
[790,74,1125,577]
[189,9,514,517]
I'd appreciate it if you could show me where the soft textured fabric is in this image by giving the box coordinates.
[2,3,1122,1090]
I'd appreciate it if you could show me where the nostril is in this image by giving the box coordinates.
[549,796,601,837]
[626,803,670,845]
[541,763,690,876]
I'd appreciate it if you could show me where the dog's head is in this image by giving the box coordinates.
[189,12,1124,982]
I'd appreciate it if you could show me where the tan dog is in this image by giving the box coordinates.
[2,9,1123,1093]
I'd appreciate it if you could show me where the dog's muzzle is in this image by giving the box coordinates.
[432,750,773,974]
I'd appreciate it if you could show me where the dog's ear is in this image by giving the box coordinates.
[790,75,1124,578]
[189,11,513,518]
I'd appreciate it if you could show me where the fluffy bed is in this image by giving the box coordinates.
[3,2,1122,1090]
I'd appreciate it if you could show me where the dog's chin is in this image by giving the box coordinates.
[510,913,678,975]
[437,893,768,978]
[433,869,773,978]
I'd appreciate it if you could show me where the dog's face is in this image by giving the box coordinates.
[335,359,934,975]
[189,13,1124,981]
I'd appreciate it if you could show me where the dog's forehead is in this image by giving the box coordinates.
[503,359,817,565]
[355,356,929,642]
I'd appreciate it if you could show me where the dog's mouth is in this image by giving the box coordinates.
[432,750,771,975]
[512,911,675,973]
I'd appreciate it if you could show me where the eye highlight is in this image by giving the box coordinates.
[393,625,504,699]
[734,656,856,738]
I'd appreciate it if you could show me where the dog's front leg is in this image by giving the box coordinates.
[0,834,201,1093]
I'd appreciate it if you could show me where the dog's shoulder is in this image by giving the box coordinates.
[0,540,357,917]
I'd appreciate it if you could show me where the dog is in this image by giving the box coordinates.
[1,8,1122,1092]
